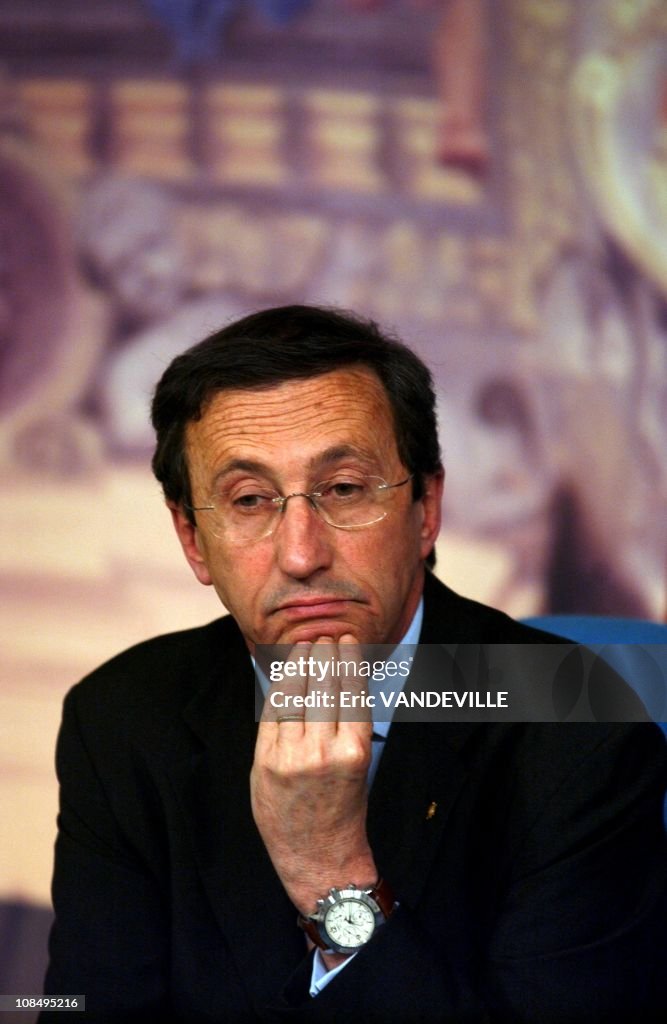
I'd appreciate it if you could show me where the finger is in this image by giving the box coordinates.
[260,640,310,728]
[337,633,372,728]
[303,635,339,727]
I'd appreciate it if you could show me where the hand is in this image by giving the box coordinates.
[250,634,377,921]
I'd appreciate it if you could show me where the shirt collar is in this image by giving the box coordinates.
[370,597,422,739]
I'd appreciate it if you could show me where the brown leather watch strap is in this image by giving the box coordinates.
[297,878,396,951]
[370,876,395,919]
[298,915,328,950]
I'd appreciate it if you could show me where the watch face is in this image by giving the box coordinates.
[324,897,376,949]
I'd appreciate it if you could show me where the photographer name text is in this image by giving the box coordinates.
[269,690,509,709]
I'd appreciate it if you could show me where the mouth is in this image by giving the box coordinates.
[276,598,352,620]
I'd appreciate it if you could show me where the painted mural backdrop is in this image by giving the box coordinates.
[0,0,665,942]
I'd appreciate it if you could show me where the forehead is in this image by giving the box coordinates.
[185,367,400,479]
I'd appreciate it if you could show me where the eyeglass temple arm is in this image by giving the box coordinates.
[378,475,413,492]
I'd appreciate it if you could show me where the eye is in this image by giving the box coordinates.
[225,489,278,514]
[319,479,367,501]
[235,494,265,508]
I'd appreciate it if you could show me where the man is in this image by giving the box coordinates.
[43,305,666,1022]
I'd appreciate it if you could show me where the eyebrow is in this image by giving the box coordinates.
[313,444,379,470]
[211,445,380,489]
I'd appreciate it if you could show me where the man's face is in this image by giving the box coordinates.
[171,367,442,652]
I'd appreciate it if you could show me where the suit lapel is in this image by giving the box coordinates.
[368,572,484,904]
[367,720,471,905]
[167,622,305,1011]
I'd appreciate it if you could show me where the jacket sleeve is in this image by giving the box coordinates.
[40,686,170,1023]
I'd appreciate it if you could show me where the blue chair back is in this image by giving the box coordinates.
[521,616,667,727]
[522,616,667,826]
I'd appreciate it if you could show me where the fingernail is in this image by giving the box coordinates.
[339,633,357,644]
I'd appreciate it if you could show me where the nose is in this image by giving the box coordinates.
[272,493,334,580]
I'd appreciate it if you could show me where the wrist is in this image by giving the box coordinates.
[289,854,378,916]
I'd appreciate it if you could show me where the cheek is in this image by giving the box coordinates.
[381,504,422,551]
[341,517,419,580]
[208,546,269,609]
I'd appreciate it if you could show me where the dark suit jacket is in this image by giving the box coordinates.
[42,572,667,1022]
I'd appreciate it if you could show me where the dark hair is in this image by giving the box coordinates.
[151,305,442,564]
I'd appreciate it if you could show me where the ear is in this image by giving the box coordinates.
[419,468,444,561]
[168,502,213,586]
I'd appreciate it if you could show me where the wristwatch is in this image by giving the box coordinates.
[298,877,395,955]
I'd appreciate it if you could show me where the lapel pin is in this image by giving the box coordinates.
[425,800,438,820]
